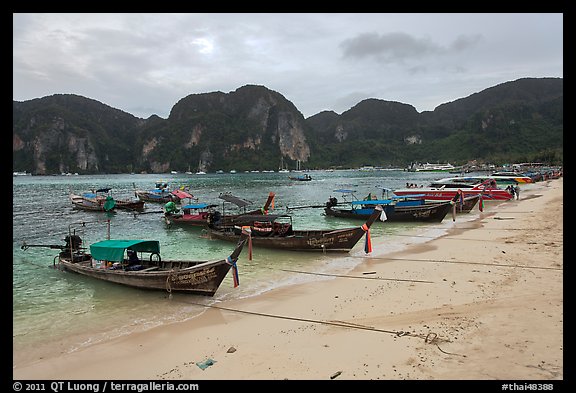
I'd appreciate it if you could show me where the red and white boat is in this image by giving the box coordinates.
[393,178,513,201]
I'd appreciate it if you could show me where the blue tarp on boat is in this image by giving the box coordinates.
[182,203,217,209]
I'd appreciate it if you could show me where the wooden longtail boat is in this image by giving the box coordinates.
[70,189,145,212]
[207,205,384,252]
[325,199,454,222]
[70,193,116,212]
[164,192,277,228]
[21,224,249,296]
[164,202,218,227]
[323,192,481,222]
[393,178,513,201]
[91,188,144,211]
[134,182,192,204]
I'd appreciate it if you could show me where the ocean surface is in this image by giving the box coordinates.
[13,169,488,367]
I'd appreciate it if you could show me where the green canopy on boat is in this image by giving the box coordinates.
[90,240,160,262]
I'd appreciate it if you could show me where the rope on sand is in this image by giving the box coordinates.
[351,256,563,271]
[267,267,434,283]
[183,300,461,355]
[425,332,467,357]
[386,233,563,244]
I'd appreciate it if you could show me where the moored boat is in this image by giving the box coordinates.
[408,162,456,172]
[135,182,192,204]
[288,174,312,181]
[164,192,277,228]
[207,205,384,252]
[21,223,250,296]
[70,193,116,212]
[324,198,454,222]
[164,202,218,227]
[393,178,513,201]
[92,188,145,211]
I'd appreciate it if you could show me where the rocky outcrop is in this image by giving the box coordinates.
[12,78,563,174]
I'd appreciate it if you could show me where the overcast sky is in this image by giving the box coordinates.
[13,13,563,119]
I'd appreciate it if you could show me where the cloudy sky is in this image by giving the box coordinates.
[13,13,563,119]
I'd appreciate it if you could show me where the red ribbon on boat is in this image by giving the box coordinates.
[361,223,372,254]
[241,226,253,260]
[226,256,240,288]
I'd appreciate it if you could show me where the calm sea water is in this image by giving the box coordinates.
[12,169,482,367]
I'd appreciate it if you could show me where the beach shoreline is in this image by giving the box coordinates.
[13,178,563,381]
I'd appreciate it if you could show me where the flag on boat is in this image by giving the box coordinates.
[241,226,253,260]
[379,210,387,222]
[361,223,372,254]
[226,256,240,288]
[269,192,275,210]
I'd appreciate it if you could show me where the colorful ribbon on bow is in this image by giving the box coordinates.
[241,226,253,260]
[226,256,240,287]
[361,223,372,254]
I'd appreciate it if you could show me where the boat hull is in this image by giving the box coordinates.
[325,201,453,222]
[70,194,114,211]
[208,226,367,252]
[113,200,145,211]
[393,188,511,201]
[136,191,179,204]
[58,257,233,295]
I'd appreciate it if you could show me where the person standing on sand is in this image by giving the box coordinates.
[514,184,520,200]
[506,185,515,199]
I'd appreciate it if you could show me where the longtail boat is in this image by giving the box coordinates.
[207,205,384,253]
[21,221,249,296]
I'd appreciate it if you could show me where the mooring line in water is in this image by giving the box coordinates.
[16,259,52,269]
[351,256,563,271]
[266,267,434,283]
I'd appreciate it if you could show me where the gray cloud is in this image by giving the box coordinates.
[13,13,563,118]
[339,32,482,63]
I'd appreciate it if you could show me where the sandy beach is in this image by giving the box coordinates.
[13,177,563,381]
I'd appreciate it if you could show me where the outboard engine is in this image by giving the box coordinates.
[207,211,222,228]
[59,235,89,262]
[64,235,83,252]
[326,197,338,208]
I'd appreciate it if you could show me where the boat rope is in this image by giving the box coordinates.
[15,258,53,270]
[416,226,559,231]
[182,300,459,355]
[266,267,434,283]
[165,274,172,294]
[384,232,563,244]
[350,256,563,271]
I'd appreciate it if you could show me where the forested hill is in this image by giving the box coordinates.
[13,77,563,174]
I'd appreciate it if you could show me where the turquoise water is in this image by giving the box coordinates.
[12,170,477,366]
